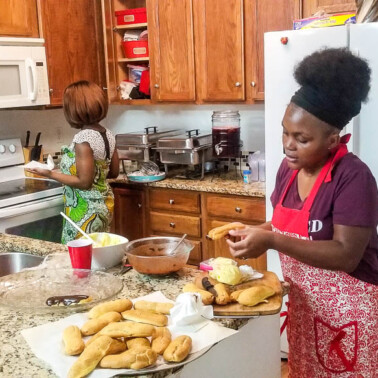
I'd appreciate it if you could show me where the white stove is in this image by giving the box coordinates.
[0,138,64,242]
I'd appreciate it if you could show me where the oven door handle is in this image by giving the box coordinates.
[0,197,63,219]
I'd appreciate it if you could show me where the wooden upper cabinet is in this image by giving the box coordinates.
[302,0,356,18]
[194,0,245,102]
[245,0,300,102]
[40,0,106,106]
[147,0,196,102]
[0,0,39,37]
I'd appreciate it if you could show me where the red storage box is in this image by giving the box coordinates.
[122,40,149,59]
[115,8,147,25]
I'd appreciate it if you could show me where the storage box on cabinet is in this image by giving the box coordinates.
[205,194,265,223]
[149,189,200,214]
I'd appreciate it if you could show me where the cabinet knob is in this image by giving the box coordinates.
[250,81,256,87]
[154,84,160,88]
[137,203,142,208]
[49,88,53,94]
[169,222,175,228]
[102,87,108,91]
[169,199,175,205]
[235,207,242,213]
[235,82,241,87]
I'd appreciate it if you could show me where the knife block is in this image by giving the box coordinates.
[23,147,45,178]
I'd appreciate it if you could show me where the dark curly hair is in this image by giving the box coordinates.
[292,48,371,128]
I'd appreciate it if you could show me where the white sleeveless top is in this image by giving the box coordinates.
[72,128,116,161]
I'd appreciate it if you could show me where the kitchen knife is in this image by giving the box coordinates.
[30,132,41,161]
[202,277,217,297]
[25,130,30,148]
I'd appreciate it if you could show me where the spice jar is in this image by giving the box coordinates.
[212,110,241,158]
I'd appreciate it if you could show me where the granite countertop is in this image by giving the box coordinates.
[110,173,266,198]
[0,234,246,377]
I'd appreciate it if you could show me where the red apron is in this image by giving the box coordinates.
[272,141,378,377]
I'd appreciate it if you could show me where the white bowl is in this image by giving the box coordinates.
[81,233,128,270]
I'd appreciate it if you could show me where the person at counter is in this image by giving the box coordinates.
[26,80,119,243]
[226,48,378,377]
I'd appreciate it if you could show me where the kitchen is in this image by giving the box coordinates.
[0,1,377,377]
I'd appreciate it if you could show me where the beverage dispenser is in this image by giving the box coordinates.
[212,110,241,158]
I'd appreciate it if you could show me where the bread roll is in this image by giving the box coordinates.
[62,325,85,356]
[88,299,132,319]
[182,283,214,305]
[86,333,126,355]
[100,346,157,370]
[230,289,243,302]
[67,335,113,378]
[163,335,192,362]
[151,327,171,355]
[99,321,155,338]
[122,309,168,327]
[81,311,122,336]
[208,222,245,240]
[134,300,174,315]
[214,283,231,305]
[126,337,151,350]
[236,285,275,307]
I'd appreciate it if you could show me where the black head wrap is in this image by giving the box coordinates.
[291,85,361,130]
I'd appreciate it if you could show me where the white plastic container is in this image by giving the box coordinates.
[248,151,260,181]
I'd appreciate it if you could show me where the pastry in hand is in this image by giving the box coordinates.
[207,222,245,240]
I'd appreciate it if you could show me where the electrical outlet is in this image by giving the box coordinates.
[56,126,63,143]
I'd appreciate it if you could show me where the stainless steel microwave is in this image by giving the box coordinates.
[0,37,50,109]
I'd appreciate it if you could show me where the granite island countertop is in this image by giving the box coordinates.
[0,234,246,378]
[110,173,266,198]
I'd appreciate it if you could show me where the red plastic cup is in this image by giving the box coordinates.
[67,239,92,270]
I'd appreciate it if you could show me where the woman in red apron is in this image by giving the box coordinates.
[227,48,377,377]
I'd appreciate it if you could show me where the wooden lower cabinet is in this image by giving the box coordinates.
[112,185,267,269]
[203,193,267,271]
[112,186,145,242]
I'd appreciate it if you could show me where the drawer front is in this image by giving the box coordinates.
[149,189,200,214]
[206,195,265,223]
[149,211,201,237]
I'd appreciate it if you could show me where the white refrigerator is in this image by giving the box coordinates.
[264,23,378,354]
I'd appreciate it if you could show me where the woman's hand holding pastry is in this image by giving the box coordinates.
[227,227,272,259]
[25,167,52,178]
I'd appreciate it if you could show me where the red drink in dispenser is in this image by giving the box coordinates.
[212,111,241,158]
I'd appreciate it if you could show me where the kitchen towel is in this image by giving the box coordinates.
[21,291,238,378]
[23,154,54,170]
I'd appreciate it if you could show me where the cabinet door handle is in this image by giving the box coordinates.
[137,203,142,208]
[169,222,175,228]
[169,199,175,205]
[235,82,241,87]
[250,81,256,87]
[235,207,242,213]
[154,84,160,88]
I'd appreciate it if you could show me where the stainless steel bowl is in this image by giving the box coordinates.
[0,253,44,277]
